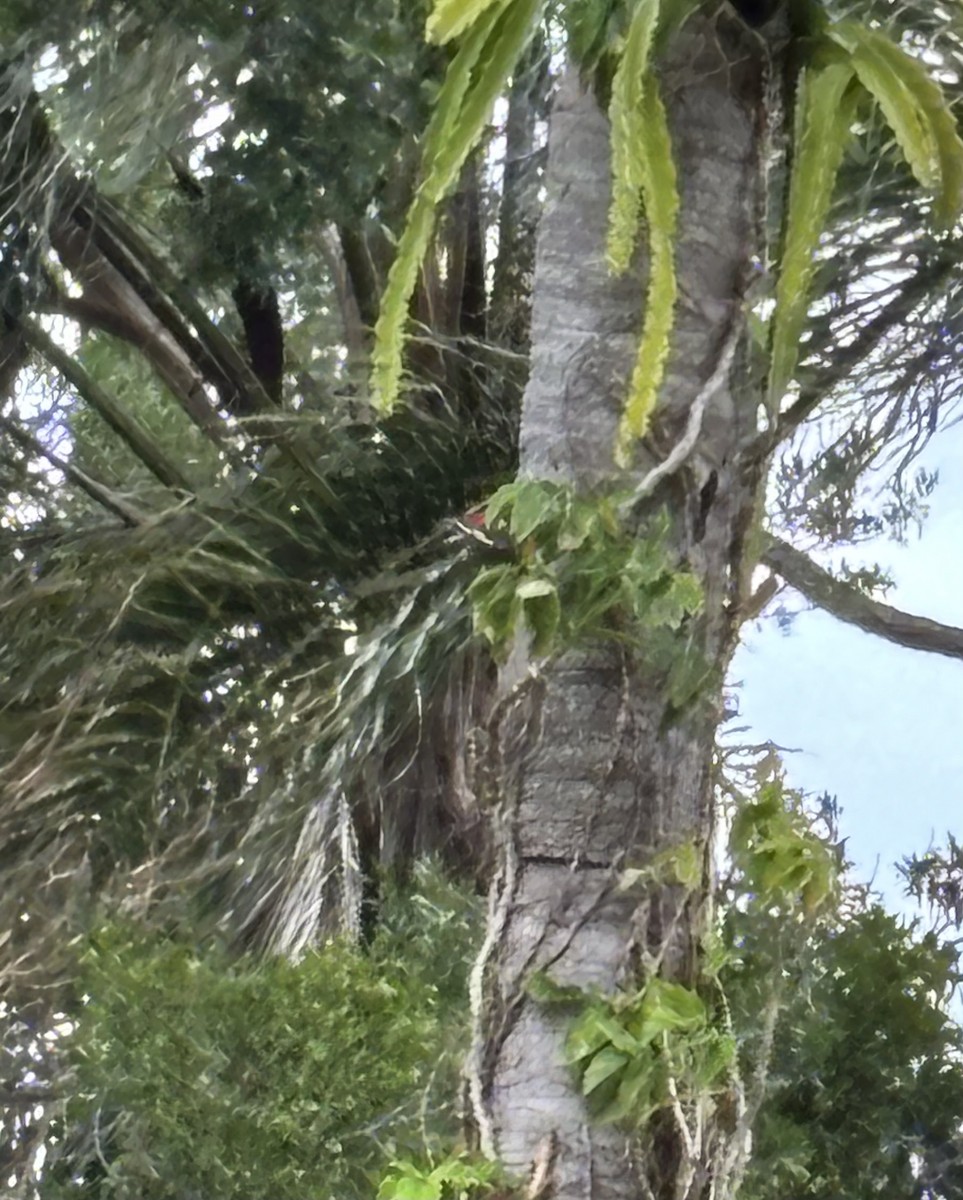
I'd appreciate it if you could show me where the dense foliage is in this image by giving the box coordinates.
[744,907,963,1200]
[2,0,963,1195]
[26,832,963,1200]
[40,866,480,1200]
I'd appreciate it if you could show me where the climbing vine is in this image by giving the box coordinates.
[525,768,837,1138]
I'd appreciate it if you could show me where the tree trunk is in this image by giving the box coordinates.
[469,17,772,1200]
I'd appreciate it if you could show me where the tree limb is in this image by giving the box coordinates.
[761,534,963,659]
[82,194,278,416]
[20,318,194,495]
[48,213,232,442]
[0,414,142,526]
[760,256,955,454]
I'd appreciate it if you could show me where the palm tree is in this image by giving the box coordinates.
[4,1,963,1197]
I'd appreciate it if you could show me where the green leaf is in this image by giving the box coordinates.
[597,1053,660,1124]
[615,77,680,466]
[832,24,934,186]
[632,980,706,1043]
[427,0,510,45]
[508,479,561,541]
[372,0,544,411]
[469,564,523,649]
[605,0,682,466]
[769,61,857,406]
[517,576,561,655]
[483,482,520,529]
[567,1007,639,1061]
[582,1045,629,1095]
[828,21,963,228]
[557,497,598,551]
[565,0,618,69]
[515,577,556,600]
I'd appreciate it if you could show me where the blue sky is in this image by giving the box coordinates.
[733,428,963,910]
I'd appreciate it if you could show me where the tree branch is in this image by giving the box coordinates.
[20,318,194,495]
[761,534,963,659]
[82,194,277,417]
[337,222,380,335]
[761,256,955,453]
[0,414,142,526]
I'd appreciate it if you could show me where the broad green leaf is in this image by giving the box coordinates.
[615,78,680,466]
[427,0,509,45]
[567,1007,639,1061]
[515,577,556,600]
[484,481,520,528]
[829,21,963,228]
[589,1008,642,1054]
[557,501,597,551]
[612,1057,657,1117]
[769,61,857,407]
[372,0,544,411]
[470,564,523,648]
[648,979,706,1026]
[631,979,706,1043]
[582,1046,630,1095]
[519,578,560,655]
[508,479,560,540]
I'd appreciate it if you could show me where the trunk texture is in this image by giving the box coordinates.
[470,17,773,1200]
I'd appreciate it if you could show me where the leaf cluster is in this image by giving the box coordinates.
[468,480,702,657]
[565,977,734,1126]
[730,778,837,914]
[770,12,963,406]
[729,902,963,1200]
[378,1154,505,1200]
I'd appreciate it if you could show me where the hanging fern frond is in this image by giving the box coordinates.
[828,21,963,229]
[427,0,509,46]
[768,62,857,409]
[607,0,661,275]
[371,0,544,412]
[770,22,963,407]
[615,77,680,466]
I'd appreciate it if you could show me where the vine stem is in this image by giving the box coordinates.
[620,314,744,515]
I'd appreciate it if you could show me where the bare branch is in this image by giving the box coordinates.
[762,534,963,659]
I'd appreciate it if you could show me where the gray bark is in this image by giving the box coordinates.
[470,16,774,1200]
